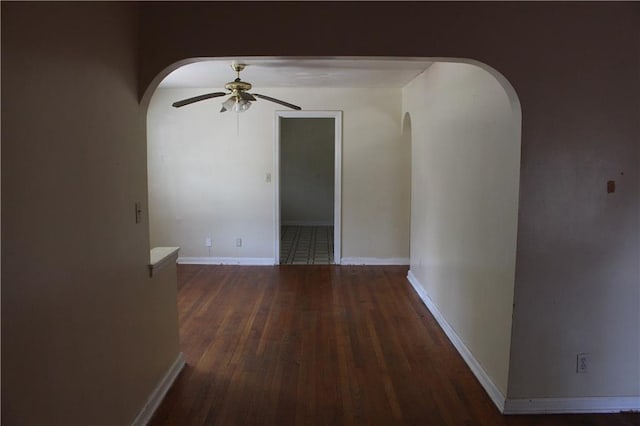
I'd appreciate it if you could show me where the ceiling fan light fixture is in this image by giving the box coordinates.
[221,96,252,113]
[221,96,236,112]
[233,99,252,113]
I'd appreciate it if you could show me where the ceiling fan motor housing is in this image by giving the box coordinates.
[225,80,252,95]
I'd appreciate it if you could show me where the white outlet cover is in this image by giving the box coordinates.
[577,353,589,373]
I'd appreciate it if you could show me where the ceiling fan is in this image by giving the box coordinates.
[172,63,302,113]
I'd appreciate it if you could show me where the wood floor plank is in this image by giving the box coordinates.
[150,265,639,426]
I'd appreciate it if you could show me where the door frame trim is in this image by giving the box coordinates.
[274,110,342,264]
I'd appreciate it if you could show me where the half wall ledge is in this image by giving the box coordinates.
[149,247,180,277]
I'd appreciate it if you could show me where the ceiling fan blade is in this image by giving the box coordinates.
[252,93,301,110]
[238,91,256,102]
[172,92,227,108]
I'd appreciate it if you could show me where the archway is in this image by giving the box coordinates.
[144,57,522,412]
[401,112,413,259]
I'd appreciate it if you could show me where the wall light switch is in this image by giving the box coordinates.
[265,173,272,183]
[134,202,142,224]
[236,238,242,247]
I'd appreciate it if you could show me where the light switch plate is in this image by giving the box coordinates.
[135,202,142,224]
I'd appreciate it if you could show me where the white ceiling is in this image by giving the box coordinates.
[159,57,433,89]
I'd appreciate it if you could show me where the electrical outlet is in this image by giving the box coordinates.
[577,353,589,373]
[236,238,242,247]
[265,173,272,183]
[205,237,212,247]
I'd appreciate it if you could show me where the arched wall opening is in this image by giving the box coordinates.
[401,112,413,260]
[144,56,522,411]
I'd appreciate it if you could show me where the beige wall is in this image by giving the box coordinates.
[403,62,521,395]
[148,87,409,261]
[1,3,180,424]
[281,118,335,226]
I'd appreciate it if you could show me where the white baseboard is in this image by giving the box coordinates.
[178,257,274,266]
[132,352,185,426]
[406,271,506,413]
[341,257,409,265]
[504,396,640,414]
[406,271,640,415]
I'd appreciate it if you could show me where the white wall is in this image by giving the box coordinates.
[1,3,180,424]
[403,62,521,396]
[148,87,409,261]
[280,118,335,225]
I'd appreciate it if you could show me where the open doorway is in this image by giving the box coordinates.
[274,111,342,264]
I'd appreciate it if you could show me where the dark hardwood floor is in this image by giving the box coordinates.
[150,265,639,426]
